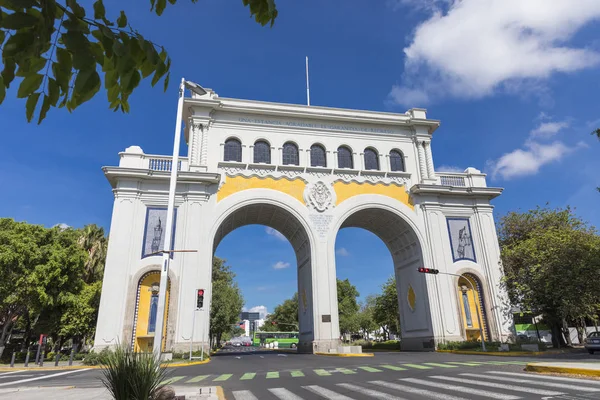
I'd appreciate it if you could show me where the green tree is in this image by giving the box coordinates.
[78,224,108,284]
[0,1,278,123]
[209,257,244,348]
[263,293,298,332]
[356,295,378,339]
[337,278,360,338]
[372,277,400,340]
[499,207,600,347]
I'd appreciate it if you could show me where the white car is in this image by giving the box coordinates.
[584,332,600,354]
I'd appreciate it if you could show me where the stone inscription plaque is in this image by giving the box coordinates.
[309,214,333,238]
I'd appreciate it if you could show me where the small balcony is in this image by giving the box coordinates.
[436,168,488,188]
[118,146,189,172]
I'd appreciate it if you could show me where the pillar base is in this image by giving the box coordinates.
[299,339,341,354]
[400,336,436,351]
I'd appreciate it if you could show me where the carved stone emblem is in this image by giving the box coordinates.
[304,181,334,212]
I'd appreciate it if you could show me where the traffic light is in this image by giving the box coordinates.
[196,289,205,309]
[417,267,439,275]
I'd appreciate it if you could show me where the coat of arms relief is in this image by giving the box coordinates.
[304,181,335,212]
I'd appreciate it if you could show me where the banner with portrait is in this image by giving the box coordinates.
[446,217,476,262]
[141,207,177,258]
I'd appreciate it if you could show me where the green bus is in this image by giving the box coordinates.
[252,331,299,348]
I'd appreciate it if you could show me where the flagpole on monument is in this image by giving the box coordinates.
[153,78,207,358]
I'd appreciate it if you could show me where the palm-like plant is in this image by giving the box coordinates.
[100,346,171,400]
[78,224,108,284]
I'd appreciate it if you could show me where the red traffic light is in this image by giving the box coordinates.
[198,289,204,296]
[417,267,439,275]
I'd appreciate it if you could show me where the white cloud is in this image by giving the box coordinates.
[490,140,585,180]
[436,165,464,173]
[390,0,600,106]
[265,227,287,241]
[273,261,291,270]
[248,305,269,319]
[530,121,569,138]
[336,247,350,257]
[53,223,70,230]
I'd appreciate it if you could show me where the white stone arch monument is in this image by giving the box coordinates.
[94,88,512,354]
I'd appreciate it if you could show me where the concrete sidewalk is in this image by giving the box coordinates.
[0,386,222,399]
[526,361,600,377]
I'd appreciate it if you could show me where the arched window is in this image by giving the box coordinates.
[390,150,405,172]
[337,146,353,169]
[310,144,327,167]
[224,138,242,162]
[282,142,299,166]
[364,148,379,170]
[253,140,271,164]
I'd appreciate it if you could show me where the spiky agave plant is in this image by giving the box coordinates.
[100,345,170,400]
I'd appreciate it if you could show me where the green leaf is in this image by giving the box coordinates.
[72,50,95,70]
[0,30,5,45]
[37,94,51,124]
[52,62,70,91]
[47,77,59,106]
[25,92,40,122]
[73,68,100,106]
[0,75,5,105]
[0,11,39,30]
[61,31,89,53]
[117,10,127,28]
[121,69,140,94]
[163,71,170,92]
[106,82,119,103]
[104,69,117,89]
[112,39,125,57]
[150,61,166,87]
[66,0,86,18]
[1,58,16,86]
[56,47,73,71]
[155,0,167,16]
[15,57,47,76]
[2,31,34,58]
[0,0,39,10]
[168,0,176,4]
[139,59,155,78]
[93,0,105,20]
[17,73,43,98]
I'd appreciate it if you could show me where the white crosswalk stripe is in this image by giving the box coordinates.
[232,390,259,400]
[369,380,469,400]
[336,383,407,400]
[302,385,355,399]
[461,372,600,392]
[488,370,600,385]
[268,388,304,400]
[401,377,520,400]
[432,374,564,396]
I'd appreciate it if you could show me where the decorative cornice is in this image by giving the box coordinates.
[410,184,503,200]
[103,166,220,188]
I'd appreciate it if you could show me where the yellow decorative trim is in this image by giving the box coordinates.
[217,175,306,204]
[407,285,416,312]
[333,180,413,210]
[315,352,375,357]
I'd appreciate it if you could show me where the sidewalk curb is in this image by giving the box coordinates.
[436,350,544,357]
[525,363,600,377]
[314,352,374,357]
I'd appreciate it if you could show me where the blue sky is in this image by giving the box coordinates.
[1,0,600,316]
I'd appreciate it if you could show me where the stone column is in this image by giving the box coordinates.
[188,122,201,168]
[416,140,428,182]
[424,141,435,179]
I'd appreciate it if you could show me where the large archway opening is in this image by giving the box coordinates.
[335,207,435,351]
[211,203,314,353]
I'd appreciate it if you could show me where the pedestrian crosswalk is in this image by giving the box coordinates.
[161,360,530,385]
[228,371,600,400]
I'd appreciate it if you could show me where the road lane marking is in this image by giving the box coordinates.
[432,375,563,396]
[267,371,279,379]
[336,368,356,374]
[232,390,258,400]
[402,363,432,369]
[460,372,600,392]
[337,383,407,399]
[160,376,184,385]
[0,371,23,376]
[0,374,34,379]
[186,375,209,383]
[370,380,469,400]
[489,370,600,385]
[314,369,331,376]
[0,369,91,387]
[291,370,304,377]
[447,362,481,366]
[303,385,355,399]
[423,363,458,368]
[240,372,256,380]
[380,364,407,371]
[402,377,520,400]
[357,366,381,372]
[213,373,233,381]
[268,388,304,400]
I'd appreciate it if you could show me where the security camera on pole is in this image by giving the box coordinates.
[152,78,207,358]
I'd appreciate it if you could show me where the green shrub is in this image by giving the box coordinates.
[100,345,170,400]
[82,348,112,366]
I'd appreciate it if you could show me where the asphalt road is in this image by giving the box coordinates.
[1,348,600,400]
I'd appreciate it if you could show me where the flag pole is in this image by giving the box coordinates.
[305,56,310,106]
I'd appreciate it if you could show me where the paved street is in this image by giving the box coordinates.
[1,351,599,399]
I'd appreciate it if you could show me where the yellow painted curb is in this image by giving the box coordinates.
[216,386,226,400]
[314,352,374,357]
[436,350,544,357]
[525,364,600,377]
[165,359,210,368]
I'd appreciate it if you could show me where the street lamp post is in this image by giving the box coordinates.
[417,268,486,352]
[153,79,207,357]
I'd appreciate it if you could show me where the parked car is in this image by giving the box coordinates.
[584,332,600,354]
